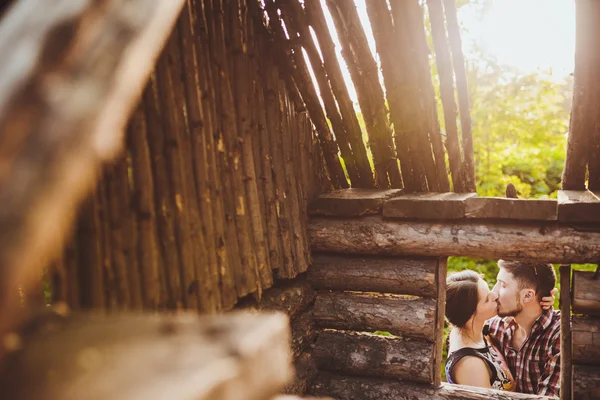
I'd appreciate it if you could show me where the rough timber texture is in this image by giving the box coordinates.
[572,315,600,365]
[383,192,477,219]
[237,281,317,320]
[282,351,318,396]
[308,255,437,298]
[308,189,402,216]
[0,0,185,338]
[464,197,558,221]
[0,311,292,400]
[310,372,548,400]
[313,291,436,341]
[572,270,600,315]
[50,0,332,314]
[309,216,600,263]
[558,190,600,222]
[313,330,434,384]
[573,364,600,400]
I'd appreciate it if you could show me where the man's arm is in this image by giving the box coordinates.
[537,330,561,397]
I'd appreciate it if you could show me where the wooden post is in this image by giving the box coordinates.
[560,264,572,400]
[433,257,448,386]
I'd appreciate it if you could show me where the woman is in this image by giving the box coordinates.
[444,270,554,391]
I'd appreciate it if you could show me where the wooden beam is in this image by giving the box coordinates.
[308,189,402,216]
[308,254,437,298]
[572,315,600,366]
[558,190,600,222]
[310,372,552,400]
[464,197,558,221]
[572,270,600,315]
[560,264,573,400]
[313,291,436,341]
[0,0,184,339]
[0,311,292,400]
[313,330,434,384]
[573,364,600,400]
[309,216,600,263]
[382,192,477,219]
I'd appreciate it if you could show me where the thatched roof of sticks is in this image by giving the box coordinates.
[260,0,477,192]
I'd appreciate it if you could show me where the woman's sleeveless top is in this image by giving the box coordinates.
[445,336,516,391]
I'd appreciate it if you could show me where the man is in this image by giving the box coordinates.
[486,260,560,397]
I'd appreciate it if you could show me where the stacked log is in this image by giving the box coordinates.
[308,253,446,390]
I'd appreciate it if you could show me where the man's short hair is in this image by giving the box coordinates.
[498,260,556,301]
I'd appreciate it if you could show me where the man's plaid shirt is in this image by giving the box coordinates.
[485,308,561,397]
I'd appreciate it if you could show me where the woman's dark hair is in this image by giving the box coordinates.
[445,270,482,328]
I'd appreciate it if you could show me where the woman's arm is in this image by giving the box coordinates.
[453,356,492,388]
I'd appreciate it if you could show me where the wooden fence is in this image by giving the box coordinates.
[46,0,332,314]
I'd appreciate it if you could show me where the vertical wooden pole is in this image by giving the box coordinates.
[433,257,448,386]
[560,264,572,400]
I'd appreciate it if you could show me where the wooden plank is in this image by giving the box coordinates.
[313,330,434,384]
[309,189,402,216]
[572,315,600,365]
[558,190,600,222]
[309,217,600,263]
[464,197,558,221]
[310,372,550,400]
[313,291,435,341]
[572,270,600,315]
[383,192,477,219]
[433,258,447,386]
[560,265,573,400]
[308,254,437,298]
[573,364,600,400]
[0,311,292,400]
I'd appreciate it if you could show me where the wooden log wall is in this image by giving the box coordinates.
[46,0,332,314]
[307,189,600,399]
[307,241,447,395]
[571,269,600,399]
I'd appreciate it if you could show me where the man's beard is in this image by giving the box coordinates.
[497,297,523,318]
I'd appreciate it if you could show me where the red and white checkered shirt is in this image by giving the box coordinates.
[485,308,561,397]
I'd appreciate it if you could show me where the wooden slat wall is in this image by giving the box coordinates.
[48,0,332,313]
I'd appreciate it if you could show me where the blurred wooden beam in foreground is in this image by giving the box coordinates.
[0,0,184,340]
[0,310,292,400]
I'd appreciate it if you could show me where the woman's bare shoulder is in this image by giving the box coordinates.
[453,356,492,388]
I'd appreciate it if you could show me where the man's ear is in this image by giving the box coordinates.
[521,289,537,304]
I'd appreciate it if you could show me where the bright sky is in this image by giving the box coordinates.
[457,0,575,77]
[317,0,576,102]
